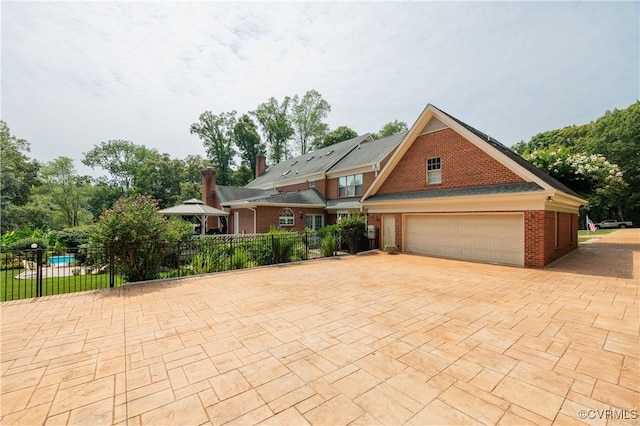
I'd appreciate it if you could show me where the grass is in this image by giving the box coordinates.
[578,228,617,244]
[1,269,123,302]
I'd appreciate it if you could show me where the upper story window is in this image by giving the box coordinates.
[338,174,363,197]
[279,208,295,226]
[427,157,442,184]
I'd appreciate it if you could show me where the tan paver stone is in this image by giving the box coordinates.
[67,397,113,425]
[0,402,50,425]
[355,385,415,424]
[508,360,573,397]
[259,406,310,425]
[44,411,70,425]
[239,355,290,388]
[332,368,380,400]
[267,385,316,414]
[399,347,450,376]
[492,375,565,420]
[303,394,364,426]
[139,394,208,425]
[386,370,440,405]
[255,372,306,403]
[591,380,640,409]
[228,404,274,425]
[206,389,264,425]
[210,369,252,401]
[49,376,114,416]
[406,398,477,425]
[469,367,504,392]
[575,351,624,383]
[496,409,538,425]
[439,384,505,425]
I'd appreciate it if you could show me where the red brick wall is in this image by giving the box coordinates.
[524,211,578,268]
[275,179,327,198]
[238,206,326,233]
[378,129,524,195]
[326,171,376,200]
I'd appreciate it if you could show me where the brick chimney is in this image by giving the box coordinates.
[256,154,267,178]
[202,169,217,208]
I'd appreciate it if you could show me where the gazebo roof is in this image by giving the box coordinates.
[157,199,229,216]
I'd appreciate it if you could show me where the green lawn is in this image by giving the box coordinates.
[1,270,123,301]
[578,228,617,244]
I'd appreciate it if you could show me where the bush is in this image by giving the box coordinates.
[90,195,193,282]
[7,237,49,251]
[56,226,95,250]
[320,233,337,257]
[338,214,367,254]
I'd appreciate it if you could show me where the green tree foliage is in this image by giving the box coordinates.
[338,214,367,254]
[0,121,39,209]
[234,114,264,176]
[190,111,237,186]
[40,157,92,227]
[315,125,359,149]
[372,120,408,139]
[252,97,294,164]
[290,89,331,155]
[513,101,639,222]
[90,195,192,282]
[82,140,139,191]
[230,166,254,187]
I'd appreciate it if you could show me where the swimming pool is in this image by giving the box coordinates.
[50,255,76,266]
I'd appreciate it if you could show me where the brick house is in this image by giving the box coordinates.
[202,104,586,268]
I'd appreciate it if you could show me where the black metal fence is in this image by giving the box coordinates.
[1,232,332,302]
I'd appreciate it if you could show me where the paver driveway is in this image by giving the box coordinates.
[1,230,638,425]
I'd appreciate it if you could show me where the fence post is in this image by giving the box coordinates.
[109,244,115,288]
[36,248,43,297]
[304,232,309,259]
[271,234,276,264]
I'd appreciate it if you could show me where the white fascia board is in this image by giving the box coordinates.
[326,164,375,179]
[363,191,553,214]
[228,201,326,209]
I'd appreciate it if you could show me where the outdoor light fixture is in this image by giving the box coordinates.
[299,211,303,219]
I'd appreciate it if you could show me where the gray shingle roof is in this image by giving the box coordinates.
[215,186,277,204]
[328,132,406,173]
[230,188,326,206]
[365,182,544,202]
[435,106,582,198]
[245,134,372,188]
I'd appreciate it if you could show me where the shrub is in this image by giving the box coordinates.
[55,226,95,250]
[7,237,49,251]
[90,195,193,282]
[320,233,337,257]
[338,214,367,254]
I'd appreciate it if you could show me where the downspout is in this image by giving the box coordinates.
[248,207,257,234]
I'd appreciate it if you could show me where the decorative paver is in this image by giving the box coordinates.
[1,229,638,425]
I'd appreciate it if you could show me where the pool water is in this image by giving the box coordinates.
[50,255,76,266]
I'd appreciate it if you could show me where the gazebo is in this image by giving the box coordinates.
[158,198,229,236]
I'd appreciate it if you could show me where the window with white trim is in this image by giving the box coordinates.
[427,157,442,184]
[338,174,363,197]
[305,214,324,231]
[279,208,295,226]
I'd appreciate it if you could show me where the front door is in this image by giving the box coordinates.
[383,215,395,247]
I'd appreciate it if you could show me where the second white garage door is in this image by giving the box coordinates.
[404,213,524,266]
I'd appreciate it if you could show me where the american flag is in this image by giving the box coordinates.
[586,215,597,232]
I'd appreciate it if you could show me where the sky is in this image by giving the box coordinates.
[2,1,638,179]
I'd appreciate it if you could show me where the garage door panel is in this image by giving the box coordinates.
[405,214,524,267]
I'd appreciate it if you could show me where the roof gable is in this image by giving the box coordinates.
[363,104,585,202]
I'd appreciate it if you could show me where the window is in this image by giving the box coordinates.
[279,208,295,226]
[305,215,324,231]
[338,174,363,197]
[309,180,316,188]
[427,157,442,184]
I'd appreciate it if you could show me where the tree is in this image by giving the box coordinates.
[316,125,359,149]
[511,124,590,155]
[90,195,192,282]
[234,114,264,176]
[190,111,237,186]
[252,97,294,164]
[39,157,92,227]
[372,120,408,139]
[290,90,331,155]
[0,120,39,208]
[522,146,628,221]
[82,140,139,191]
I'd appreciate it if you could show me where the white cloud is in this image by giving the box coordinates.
[2,1,637,177]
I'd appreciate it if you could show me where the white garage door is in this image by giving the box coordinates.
[404,214,524,266]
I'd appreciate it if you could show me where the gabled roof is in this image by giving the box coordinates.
[158,198,229,216]
[246,134,372,189]
[363,104,587,204]
[327,132,406,174]
[438,108,582,199]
